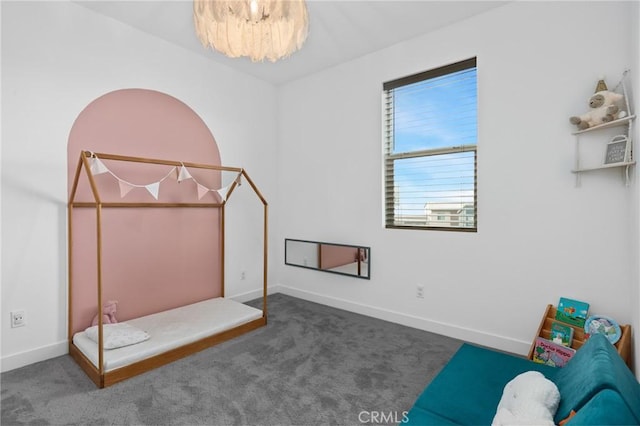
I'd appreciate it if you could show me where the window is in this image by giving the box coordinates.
[383,57,477,231]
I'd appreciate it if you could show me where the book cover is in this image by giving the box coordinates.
[555,297,590,328]
[532,337,576,368]
[550,321,574,347]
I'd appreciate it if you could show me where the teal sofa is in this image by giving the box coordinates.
[406,333,640,425]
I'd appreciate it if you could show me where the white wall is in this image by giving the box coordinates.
[277,1,639,356]
[632,0,640,375]
[1,1,278,371]
[2,0,639,375]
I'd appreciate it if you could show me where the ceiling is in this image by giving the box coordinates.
[76,1,506,85]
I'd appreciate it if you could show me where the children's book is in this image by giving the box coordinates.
[555,297,590,328]
[550,321,574,347]
[531,337,576,368]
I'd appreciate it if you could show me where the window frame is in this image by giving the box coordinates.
[383,57,477,232]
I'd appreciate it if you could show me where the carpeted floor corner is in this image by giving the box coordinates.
[1,294,462,425]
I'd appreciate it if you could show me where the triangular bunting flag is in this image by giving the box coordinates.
[177,165,192,183]
[90,157,109,175]
[145,182,160,200]
[118,181,135,198]
[217,185,229,201]
[197,184,209,200]
[234,174,242,186]
[169,166,178,180]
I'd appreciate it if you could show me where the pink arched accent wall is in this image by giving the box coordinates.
[68,89,222,334]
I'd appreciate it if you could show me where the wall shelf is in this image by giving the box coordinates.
[572,160,636,173]
[571,71,635,186]
[572,115,636,135]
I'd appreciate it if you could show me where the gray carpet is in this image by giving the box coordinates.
[1,294,462,425]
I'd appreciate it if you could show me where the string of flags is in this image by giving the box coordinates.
[88,153,239,201]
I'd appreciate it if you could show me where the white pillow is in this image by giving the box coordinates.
[85,323,150,350]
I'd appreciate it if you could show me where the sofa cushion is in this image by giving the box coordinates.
[552,333,640,423]
[411,343,557,425]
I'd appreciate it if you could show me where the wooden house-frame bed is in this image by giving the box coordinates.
[68,151,268,388]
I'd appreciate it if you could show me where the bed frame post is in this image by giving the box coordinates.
[220,205,225,298]
[237,170,269,320]
[263,203,268,319]
[80,152,106,378]
[68,155,85,345]
[96,203,104,377]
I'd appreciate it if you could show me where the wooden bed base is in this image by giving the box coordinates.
[69,316,266,388]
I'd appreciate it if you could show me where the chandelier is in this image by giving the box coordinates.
[193,0,309,62]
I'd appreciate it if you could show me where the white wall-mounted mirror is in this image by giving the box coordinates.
[285,239,370,279]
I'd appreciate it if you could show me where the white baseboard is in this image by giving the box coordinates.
[1,340,68,373]
[1,289,281,373]
[228,284,281,303]
[1,284,529,373]
[276,284,532,356]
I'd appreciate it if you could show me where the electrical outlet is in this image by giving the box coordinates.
[416,285,424,299]
[11,310,26,328]
[241,271,246,280]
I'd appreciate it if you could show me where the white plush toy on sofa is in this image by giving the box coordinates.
[492,371,560,426]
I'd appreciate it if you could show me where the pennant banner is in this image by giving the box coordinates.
[178,165,192,183]
[145,182,160,200]
[197,183,209,200]
[88,155,236,201]
[217,185,229,201]
[118,181,135,198]
[90,157,109,175]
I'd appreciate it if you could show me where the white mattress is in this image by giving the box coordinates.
[73,297,263,372]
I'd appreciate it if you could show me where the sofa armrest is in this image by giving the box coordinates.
[553,333,640,423]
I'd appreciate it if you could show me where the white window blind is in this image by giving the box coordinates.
[383,58,477,231]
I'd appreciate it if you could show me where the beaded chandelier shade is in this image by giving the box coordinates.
[193,0,309,62]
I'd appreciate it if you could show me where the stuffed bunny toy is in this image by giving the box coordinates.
[91,300,118,326]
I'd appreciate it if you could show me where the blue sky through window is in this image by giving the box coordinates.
[389,67,477,223]
[393,68,477,154]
